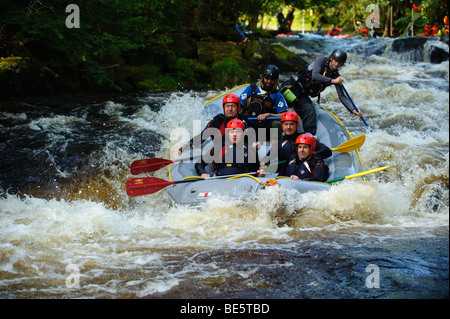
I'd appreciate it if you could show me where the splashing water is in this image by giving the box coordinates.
[0,37,448,299]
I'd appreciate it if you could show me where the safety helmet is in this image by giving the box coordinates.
[331,49,347,64]
[295,134,316,153]
[262,64,279,80]
[223,94,241,112]
[226,119,246,131]
[281,111,299,128]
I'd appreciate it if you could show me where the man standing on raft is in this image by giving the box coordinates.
[281,49,363,135]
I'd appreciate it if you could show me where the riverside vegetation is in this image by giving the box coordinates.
[0,0,447,97]
[0,0,307,97]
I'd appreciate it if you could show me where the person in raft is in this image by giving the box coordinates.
[239,64,288,141]
[178,93,247,155]
[278,133,329,182]
[262,111,332,173]
[328,24,342,36]
[195,119,265,178]
[280,49,363,135]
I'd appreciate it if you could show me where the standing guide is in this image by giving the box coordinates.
[280,49,363,135]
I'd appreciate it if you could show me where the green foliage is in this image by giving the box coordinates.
[413,0,448,25]
[0,0,200,92]
[2,0,446,96]
[212,57,248,89]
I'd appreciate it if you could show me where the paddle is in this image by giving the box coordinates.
[127,165,390,196]
[331,134,365,153]
[126,176,194,197]
[130,153,202,175]
[325,165,390,184]
[126,172,257,197]
[130,158,174,175]
[247,117,281,120]
[129,135,365,175]
[341,85,372,132]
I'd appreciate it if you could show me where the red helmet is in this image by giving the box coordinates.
[281,111,299,127]
[295,134,316,153]
[226,119,246,131]
[223,94,241,112]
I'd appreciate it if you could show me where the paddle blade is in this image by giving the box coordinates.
[130,158,174,175]
[332,135,365,153]
[126,177,174,197]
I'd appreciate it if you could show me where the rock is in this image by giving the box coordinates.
[243,40,306,76]
[0,57,56,97]
[389,37,449,63]
[391,37,428,52]
[425,40,449,64]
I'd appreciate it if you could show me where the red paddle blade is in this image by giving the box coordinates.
[130,158,174,175]
[126,177,174,197]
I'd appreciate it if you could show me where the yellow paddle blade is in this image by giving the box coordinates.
[332,135,365,153]
[345,165,391,180]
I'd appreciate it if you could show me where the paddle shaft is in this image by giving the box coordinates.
[325,165,390,184]
[341,85,372,132]
[247,117,281,120]
[130,134,364,175]
[127,165,390,196]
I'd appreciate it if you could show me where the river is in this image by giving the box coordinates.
[0,35,448,303]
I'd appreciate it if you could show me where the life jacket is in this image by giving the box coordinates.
[214,114,228,136]
[281,59,336,105]
[284,155,329,181]
[242,84,277,118]
[297,60,336,97]
[208,114,247,137]
[214,144,255,176]
[279,137,296,161]
[280,76,304,108]
[285,157,314,179]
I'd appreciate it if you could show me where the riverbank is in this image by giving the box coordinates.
[1,29,448,100]
[0,33,448,298]
[0,30,306,99]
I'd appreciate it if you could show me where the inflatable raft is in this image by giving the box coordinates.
[165,85,363,206]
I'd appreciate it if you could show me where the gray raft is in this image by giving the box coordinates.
[166,85,362,206]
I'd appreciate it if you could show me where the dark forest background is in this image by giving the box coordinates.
[0,0,447,97]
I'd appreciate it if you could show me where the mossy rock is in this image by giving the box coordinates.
[211,57,249,89]
[198,38,245,66]
[271,43,307,71]
[242,40,306,74]
[0,56,56,97]
[197,38,253,88]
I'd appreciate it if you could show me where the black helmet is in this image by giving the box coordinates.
[262,64,279,80]
[331,49,347,63]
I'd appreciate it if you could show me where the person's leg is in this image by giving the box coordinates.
[294,96,316,135]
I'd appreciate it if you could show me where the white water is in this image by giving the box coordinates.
[0,39,448,299]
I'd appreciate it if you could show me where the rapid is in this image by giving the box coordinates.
[0,36,448,300]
